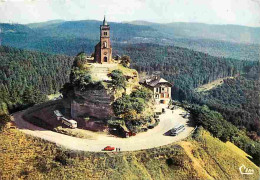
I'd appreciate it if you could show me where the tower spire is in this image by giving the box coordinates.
[103,15,108,26]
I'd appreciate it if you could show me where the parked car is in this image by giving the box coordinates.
[170,124,185,136]
[148,124,156,129]
[141,128,148,132]
[162,108,166,114]
[103,146,115,151]
[154,115,160,119]
[183,113,190,118]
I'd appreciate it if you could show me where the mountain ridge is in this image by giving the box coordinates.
[1,20,259,61]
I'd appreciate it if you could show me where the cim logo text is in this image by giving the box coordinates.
[239,164,254,175]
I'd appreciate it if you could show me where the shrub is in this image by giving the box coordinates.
[131,98,145,113]
[55,152,69,166]
[130,87,153,101]
[74,52,87,69]
[112,94,145,120]
[60,83,74,98]
[120,55,131,67]
[71,69,92,91]
[0,114,11,130]
[113,94,133,116]
[110,70,126,91]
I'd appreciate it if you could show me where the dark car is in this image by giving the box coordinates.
[162,108,166,113]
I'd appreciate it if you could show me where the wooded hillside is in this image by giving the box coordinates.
[115,43,256,100]
[0,46,74,114]
[0,44,257,115]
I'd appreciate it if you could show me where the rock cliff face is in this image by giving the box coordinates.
[71,88,115,120]
[69,59,141,121]
[66,53,145,126]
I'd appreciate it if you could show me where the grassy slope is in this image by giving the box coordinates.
[0,127,259,180]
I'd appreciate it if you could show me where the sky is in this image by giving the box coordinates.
[0,0,260,27]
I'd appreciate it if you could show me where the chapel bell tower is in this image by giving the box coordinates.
[94,16,113,63]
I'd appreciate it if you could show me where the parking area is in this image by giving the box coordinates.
[13,106,194,152]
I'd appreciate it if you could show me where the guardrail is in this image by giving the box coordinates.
[188,125,198,137]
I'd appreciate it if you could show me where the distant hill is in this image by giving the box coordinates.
[127,21,260,44]
[26,20,65,29]
[0,23,34,34]
[30,20,155,40]
[0,20,260,61]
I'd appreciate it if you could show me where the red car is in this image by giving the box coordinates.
[103,146,115,151]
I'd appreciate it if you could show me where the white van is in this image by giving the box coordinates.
[170,124,185,136]
[61,117,77,129]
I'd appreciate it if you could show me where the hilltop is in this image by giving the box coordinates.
[61,53,155,132]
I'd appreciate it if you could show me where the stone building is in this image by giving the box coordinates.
[94,16,113,64]
[142,76,172,104]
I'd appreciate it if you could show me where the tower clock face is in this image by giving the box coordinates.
[104,52,107,55]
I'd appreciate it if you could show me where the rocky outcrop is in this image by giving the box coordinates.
[71,88,115,120]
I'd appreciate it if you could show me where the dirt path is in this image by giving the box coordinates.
[195,76,234,92]
[13,107,194,152]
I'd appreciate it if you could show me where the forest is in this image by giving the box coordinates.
[0,46,74,114]
[186,104,260,166]
[1,44,256,115]
[115,43,257,101]
[192,70,260,136]
[0,43,257,114]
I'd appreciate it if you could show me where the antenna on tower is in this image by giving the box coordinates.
[80,45,84,54]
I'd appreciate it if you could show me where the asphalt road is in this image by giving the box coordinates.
[13,107,194,152]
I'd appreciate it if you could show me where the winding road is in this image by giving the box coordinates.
[13,107,194,152]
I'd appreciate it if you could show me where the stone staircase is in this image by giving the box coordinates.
[90,64,117,81]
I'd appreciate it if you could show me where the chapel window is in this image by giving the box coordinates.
[103,41,107,48]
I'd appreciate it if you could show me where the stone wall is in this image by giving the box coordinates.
[71,88,115,120]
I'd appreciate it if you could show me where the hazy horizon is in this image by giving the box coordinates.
[0,0,260,27]
[16,19,260,28]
